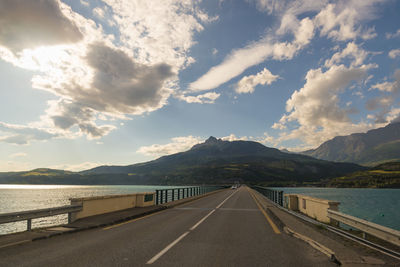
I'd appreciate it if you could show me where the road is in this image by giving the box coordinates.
[0,187,335,266]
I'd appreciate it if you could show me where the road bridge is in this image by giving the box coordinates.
[0,187,335,266]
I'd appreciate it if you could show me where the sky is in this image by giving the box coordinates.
[0,0,399,172]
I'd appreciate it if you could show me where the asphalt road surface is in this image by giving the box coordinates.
[0,187,335,266]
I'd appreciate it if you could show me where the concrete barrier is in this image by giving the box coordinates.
[70,192,155,221]
[284,194,340,224]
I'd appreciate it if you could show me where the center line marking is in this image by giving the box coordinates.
[146,231,190,264]
[146,190,238,264]
[190,209,216,231]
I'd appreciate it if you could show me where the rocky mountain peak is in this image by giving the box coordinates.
[205,136,220,144]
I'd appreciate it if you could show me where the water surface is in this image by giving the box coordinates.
[276,187,400,231]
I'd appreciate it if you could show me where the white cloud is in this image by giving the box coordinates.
[367,69,400,123]
[189,0,325,93]
[325,42,369,67]
[236,68,280,94]
[80,0,89,7]
[315,1,380,41]
[0,0,83,52]
[221,134,249,141]
[189,38,308,92]
[371,69,400,93]
[386,29,400,39]
[0,0,217,142]
[389,49,400,59]
[249,0,287,14]
[273,63,375,147]
[93,7,105,18]
[212,48,218,55]
[103,0,208,69]
[386,108,400,123]
[250,0,326,16]
[137,136,203,157]
[190,0,380,93]
[177,92,220,104]
[137,134,253,157]
[0,122,59,145]
[9,152,27,158]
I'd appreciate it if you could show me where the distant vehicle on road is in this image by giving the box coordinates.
[231,185,237,189]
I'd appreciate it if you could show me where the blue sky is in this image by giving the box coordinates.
[0,0,399,171]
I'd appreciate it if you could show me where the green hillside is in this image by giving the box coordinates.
[328,162,400,188]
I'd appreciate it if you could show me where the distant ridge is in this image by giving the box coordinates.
[302,122,400,166]
[79,137,363,185]
[0,137,364,185]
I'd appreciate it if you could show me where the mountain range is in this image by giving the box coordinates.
[1,122,399,186]
[302,122,400,166]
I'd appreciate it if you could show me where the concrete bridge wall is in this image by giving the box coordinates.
[70,192,155,221]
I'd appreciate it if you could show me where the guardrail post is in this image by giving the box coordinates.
[155,190,159,205]
[279,191,283,206]
[27,219,32,231]
[172,189,175,201]
[165,190,168,203]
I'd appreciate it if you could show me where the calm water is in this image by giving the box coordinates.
[276,187,400,231]
[1,185,399,235]
[0,184,187,235]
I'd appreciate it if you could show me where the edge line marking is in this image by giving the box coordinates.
[248,188,281,234]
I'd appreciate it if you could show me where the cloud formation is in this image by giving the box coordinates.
[389,49,400,59]
[190,0,379,92]
[177,92,220,104]
[0,0,216,142]
[0,122,59,145]
[236,68,280,94]
[0,0,82,52]
[325,42,369,67]
[273,63,374,147]
[137,136,203,157]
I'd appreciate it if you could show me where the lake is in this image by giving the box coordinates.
[276,187,400,231]
[0,185,399,235]
[0,184,186,235]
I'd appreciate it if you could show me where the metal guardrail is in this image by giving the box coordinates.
[0,205,82,231]
[251,186,283,206]
[155,186,226,205]
[327,209,400,247]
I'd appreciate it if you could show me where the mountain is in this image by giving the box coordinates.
[0,137,364,185]
[79,137,364,185]
[302,122,400,166]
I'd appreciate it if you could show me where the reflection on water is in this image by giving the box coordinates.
[1,185,399,235]
[0,184,184,235]
[276,187,400,231]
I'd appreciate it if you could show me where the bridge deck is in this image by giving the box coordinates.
[0,187,334,266]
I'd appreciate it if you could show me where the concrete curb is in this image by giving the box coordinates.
[0,188,229,249]
[248,188,341,265]
[284,226,341,265]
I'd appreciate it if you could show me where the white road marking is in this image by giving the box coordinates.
[146,190,239,264]
[146,231,190,264]
[190,209,216,231]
